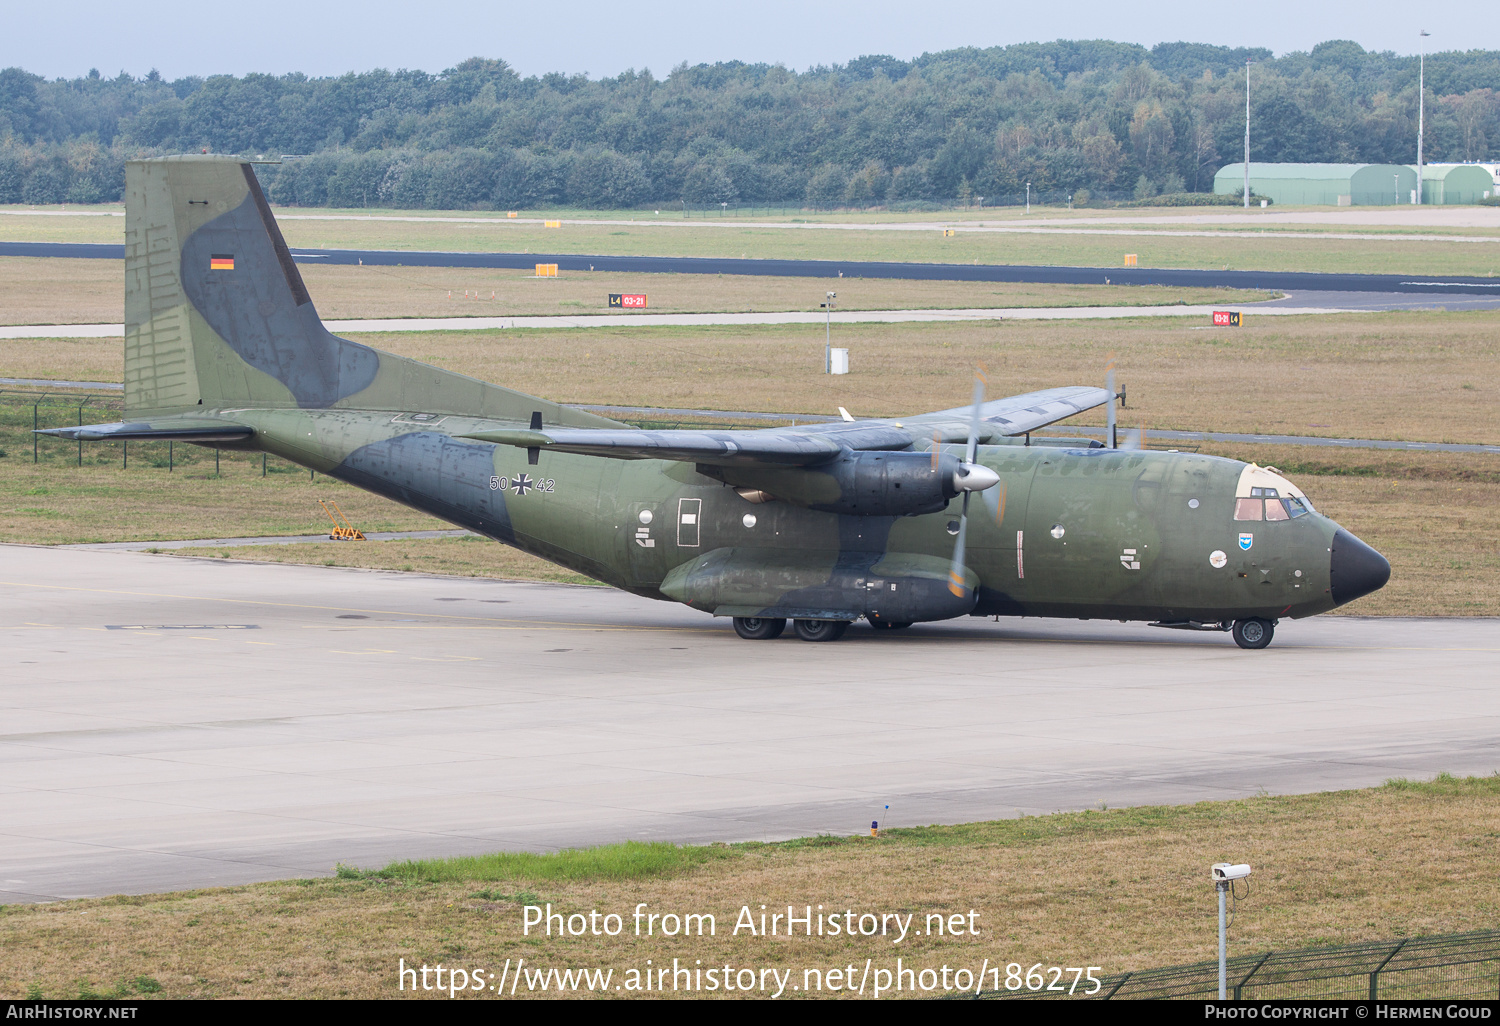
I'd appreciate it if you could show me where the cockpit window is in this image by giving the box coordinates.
[1235,465,1314,520]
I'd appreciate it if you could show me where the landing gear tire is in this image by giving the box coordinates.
[733,617,786,640]
[869,620,912,631]
[794,619,850,642]
[1232,617,1275,650]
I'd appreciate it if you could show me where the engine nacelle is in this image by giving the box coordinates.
[705,450,964,517]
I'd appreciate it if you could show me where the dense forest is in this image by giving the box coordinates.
[2,39,1498,209]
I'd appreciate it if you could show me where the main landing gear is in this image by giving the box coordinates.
[731,617,851,641]
[732,616,785,640]
[1231,617,1275,650]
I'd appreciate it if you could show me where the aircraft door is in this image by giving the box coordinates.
[677,497,702,547]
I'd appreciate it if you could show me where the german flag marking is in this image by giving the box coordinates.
[210,254,235,271]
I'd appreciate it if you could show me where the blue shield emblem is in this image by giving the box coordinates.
[1238,533,1253,551]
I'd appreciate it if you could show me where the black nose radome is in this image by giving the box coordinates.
[1330,529,1391,607]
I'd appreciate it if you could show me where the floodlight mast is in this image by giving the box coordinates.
[1243,60,1253,209]
[1417,31,1430,205]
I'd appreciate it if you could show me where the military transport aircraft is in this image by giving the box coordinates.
[44,156,1390,647]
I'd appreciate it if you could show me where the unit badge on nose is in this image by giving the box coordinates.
[1238,533,1254,551]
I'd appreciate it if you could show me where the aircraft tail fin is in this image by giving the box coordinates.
[124,155,615,427]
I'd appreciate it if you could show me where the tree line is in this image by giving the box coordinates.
[2,39,1498,209]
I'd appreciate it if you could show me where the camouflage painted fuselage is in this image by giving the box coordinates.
[228,405,1343,624]
[59,154,1386,638]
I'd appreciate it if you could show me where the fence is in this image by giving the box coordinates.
[977,930,1500,1000]
[0,391,791,476]
[0,389,296,478]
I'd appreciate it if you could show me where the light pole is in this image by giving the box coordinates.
[1212,863,1252,1000]
[1417,30,1430,204]
[823,291,837,373]
[1243,60,1254,209]
[1394,173,1401,205]
[1025,182,1031,214]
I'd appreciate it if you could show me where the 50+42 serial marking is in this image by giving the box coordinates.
[489,474,556,496]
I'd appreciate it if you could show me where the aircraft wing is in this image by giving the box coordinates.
[458,422,914,466]
[460,386,1112,466]
[902,386,1114,438]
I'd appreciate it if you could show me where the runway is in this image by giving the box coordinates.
[6,239,1500,295]
[2,545,1496,904]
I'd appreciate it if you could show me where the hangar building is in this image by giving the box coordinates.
[1213,163,1417,205]
[1419,164,1496,204]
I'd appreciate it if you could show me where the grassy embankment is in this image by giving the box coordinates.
[2,775,1497,999]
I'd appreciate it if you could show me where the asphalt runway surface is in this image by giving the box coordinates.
[3,545,1497,903]
[7,239,1500,295]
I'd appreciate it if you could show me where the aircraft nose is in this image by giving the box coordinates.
[1329,528,1391,607]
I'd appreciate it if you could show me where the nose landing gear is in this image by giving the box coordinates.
[1232,617,1275,650]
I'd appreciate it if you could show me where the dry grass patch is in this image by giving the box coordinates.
[0,336,120,383]
[3,777,1497,999]
[0,256,1271,325]
[4,307,1497,447]
[0,455,445,545]
[358,310,1500,444]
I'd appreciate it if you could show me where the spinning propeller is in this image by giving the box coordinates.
[946,367,1002,598]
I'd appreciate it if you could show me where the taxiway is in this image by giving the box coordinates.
[3,545,1496,903]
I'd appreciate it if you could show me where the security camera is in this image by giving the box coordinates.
[1211,863,1252,882]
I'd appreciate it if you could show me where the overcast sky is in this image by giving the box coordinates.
[7,0,1495,81]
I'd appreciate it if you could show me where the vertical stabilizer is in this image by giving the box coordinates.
[124,155,378,414]
[123,155,619,427]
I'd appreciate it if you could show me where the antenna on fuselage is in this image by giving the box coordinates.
[528,411,542,465]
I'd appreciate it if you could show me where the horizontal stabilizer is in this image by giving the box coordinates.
[36,418,254,442]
